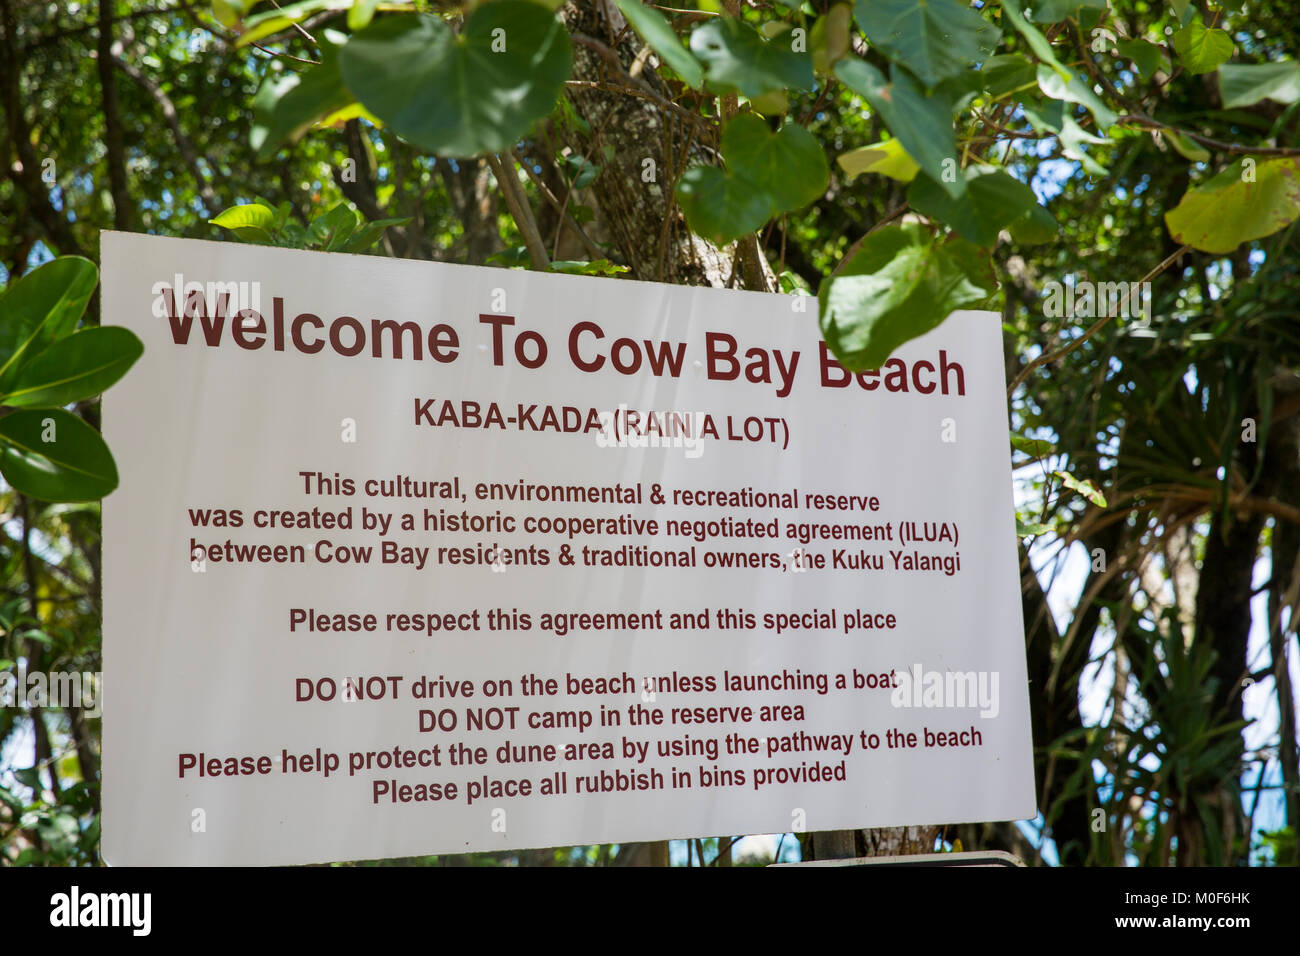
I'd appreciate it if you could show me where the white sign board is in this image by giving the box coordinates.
[100,231,1035,866]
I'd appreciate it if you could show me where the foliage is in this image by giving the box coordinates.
[1,0,1298,867]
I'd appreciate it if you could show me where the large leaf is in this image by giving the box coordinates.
[722,114,828,214]
[834,58,963,197]
[1164,157,1300,253]
[1218,61,1300,109]
[613,0,704,89]
[1172,16,1234,76]
[675,166,772,245]
[689,17,813,98]
[251,45,354,159]
[0,408,118,501]
[818,222,997,371]
[2,327,143,408]
[0,257,98,393]
[907,164,1044,245]
[851,0,999,88]
[339,6,572,157]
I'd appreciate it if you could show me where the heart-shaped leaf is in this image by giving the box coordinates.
[339,6,572,158]
[819,222,997,371]
[1173,17,1234,75]
[675,165,773,245]
[852,0,999,88]
[722,114,828,214]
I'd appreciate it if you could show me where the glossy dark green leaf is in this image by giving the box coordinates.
[2,327,143,408]
[0,257,98,394]
[339,7,572,158]
[0,408,118,502]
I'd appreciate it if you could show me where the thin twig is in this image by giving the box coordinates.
[1008,244,1191,395]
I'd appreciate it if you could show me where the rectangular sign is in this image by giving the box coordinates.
[101,231,1035,866]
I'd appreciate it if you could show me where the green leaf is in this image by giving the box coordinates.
[1017,518,1052,536]
[1036,63,1117,132]
[675,165,773,244]
[342,217,411,253]
[0,257,98,394]
[209,203,278,242]
[1008,201,1060,244]
[1164,157,1300,253]
[1172,17,1234,76]
[339,7,572,158]
[237,0,351,47]
[834,58,964,197]
[0,409,118,502]
[347,0,382,31]
[722,114,829,214]
[852,0,999,88]
[980,54,1039,99]
[837,138,919,182]
[308,202,358,250]
[1163,128,1210,163]
[1218,61,1300,109]
[1054,468,1107,507]
[251,46,354,159]
[2,327,143,408]
[1022,97,1110,175]
[1011,433,1055,456]
[548,259,630,276]
[907,164,1041,245]
[1001,0,1071,78]
[1029,0,1107,23]
[810,4,852,75]
[689,17,813,98]
[818,222,997,371]
[613,0,704,89]
[1116,38,1167,77]
[211,0,244,28]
